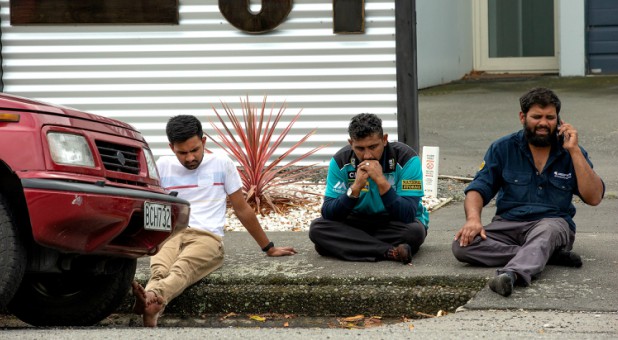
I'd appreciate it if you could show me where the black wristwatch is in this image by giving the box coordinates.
[261,241,274,252]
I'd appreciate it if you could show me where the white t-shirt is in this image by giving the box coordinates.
[156,152,242,236]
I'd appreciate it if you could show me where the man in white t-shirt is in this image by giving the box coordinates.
[132,115,297,327]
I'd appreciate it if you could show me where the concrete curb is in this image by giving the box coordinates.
[123,273,486,317]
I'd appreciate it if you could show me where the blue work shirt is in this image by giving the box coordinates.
[465,130,604,232]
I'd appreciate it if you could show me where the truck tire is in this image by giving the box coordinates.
[8,257,137,326]
[0,195,26,308]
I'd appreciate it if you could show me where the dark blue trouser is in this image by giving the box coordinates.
[309,214,427,262]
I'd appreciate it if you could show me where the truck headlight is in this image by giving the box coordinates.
[47,132,95,167]
[143,148,160,181]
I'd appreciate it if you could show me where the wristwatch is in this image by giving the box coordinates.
[261,241,274,252]
[346,187,359,199]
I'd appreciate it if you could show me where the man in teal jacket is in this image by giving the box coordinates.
[309,113,429,264]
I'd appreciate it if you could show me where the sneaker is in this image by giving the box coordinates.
[488,272,515,297]
[386,244,412,264]
[547,249,583,268]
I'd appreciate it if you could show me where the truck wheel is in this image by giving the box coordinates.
[8,257,137,326]
[0,195,26,308]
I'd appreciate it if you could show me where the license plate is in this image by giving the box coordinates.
[144,201,172,232]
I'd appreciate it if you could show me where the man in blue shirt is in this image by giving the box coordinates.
[452,88,605,297]
[309,113,429,264]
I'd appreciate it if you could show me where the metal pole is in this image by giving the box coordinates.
[395,0,419,152]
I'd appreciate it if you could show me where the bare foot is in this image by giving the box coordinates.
[142,293,165,327]
[131,281,148,315]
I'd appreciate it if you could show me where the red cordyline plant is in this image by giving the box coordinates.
[204,96,328,215]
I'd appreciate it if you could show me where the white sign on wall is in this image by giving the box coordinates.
[422,146,440,198]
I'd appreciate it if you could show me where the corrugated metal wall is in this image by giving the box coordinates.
[587,0,618,74]
[0,0,398,165]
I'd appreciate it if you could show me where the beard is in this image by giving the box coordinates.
[524,123,558,147]
[182,160,202,170]
[182,156,203,170]
[183,162,200,170]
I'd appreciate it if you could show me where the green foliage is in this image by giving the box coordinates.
[205,96,328,214]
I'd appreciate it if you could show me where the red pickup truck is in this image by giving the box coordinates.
[0,93,190,326]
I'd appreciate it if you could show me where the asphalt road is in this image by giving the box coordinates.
[1,310,616,339]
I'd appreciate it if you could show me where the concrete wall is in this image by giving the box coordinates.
[416,0,587,83]
[558,0,586,76]
[416,0,474,89]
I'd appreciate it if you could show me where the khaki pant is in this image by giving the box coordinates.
[145,227,224,303]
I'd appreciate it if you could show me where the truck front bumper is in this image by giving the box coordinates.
[21,178,190,258]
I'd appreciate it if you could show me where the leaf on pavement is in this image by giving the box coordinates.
[219,312,238,320]
[249,314,266,322]
[415,311,437,318]
[341,314,365,322]
[336,315,386,329]
[363,317,383,328]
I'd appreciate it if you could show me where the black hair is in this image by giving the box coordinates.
[348,113,383,140]
[166,115,203,144]
[519,87,561,115]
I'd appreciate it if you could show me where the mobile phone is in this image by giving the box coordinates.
[556,113,563,144]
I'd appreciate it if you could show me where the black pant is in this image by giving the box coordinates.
[308,215,427,262]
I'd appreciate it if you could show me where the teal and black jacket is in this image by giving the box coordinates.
[321,141,429,228]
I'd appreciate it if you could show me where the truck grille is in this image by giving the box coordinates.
[95,141,140,175]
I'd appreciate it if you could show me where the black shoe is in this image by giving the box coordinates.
[548,249,583,268]
[488,272,515,297]
[386,244,412,264]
